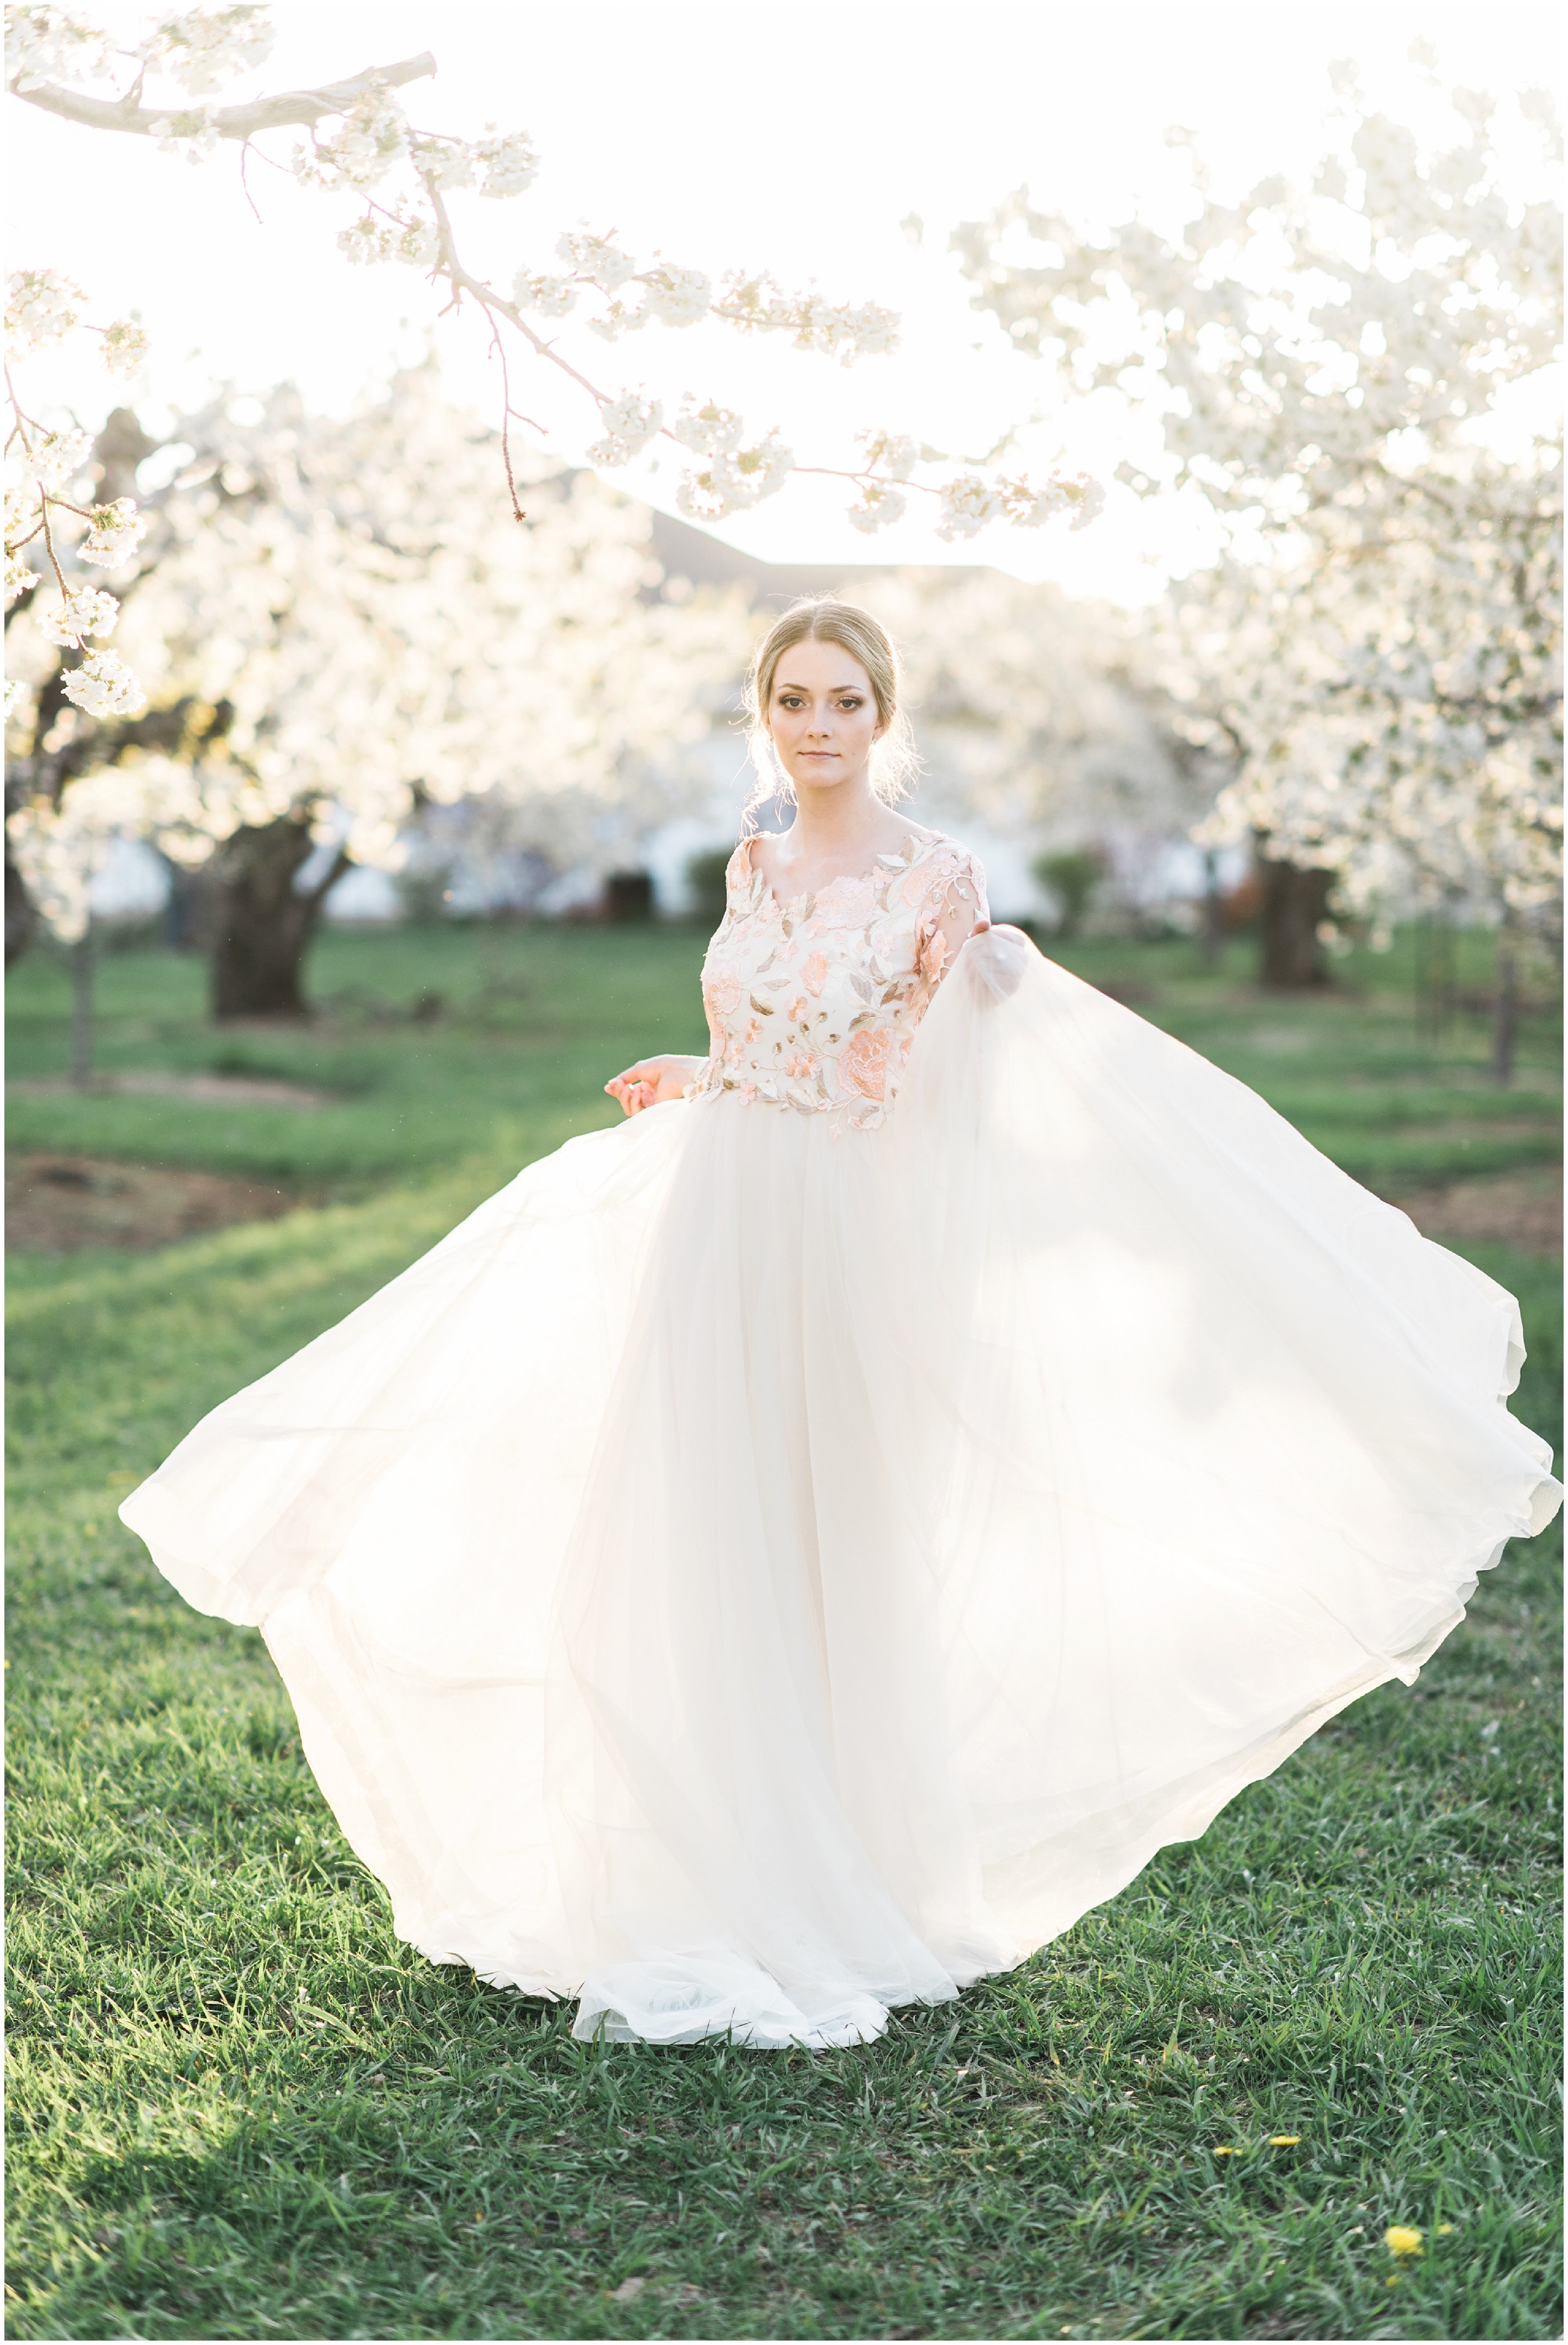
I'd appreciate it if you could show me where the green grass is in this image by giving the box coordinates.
[6,921,1562,2340]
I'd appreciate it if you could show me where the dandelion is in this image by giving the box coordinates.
[1212,2145,1237,2157]
[1268,2134,1301,2146]
[1384,2225,1424,2257]
[1436,2223,1454,2235]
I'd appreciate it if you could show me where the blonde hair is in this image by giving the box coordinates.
[743,597,919,821]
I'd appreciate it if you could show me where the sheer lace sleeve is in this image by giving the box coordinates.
[915,849,990,993]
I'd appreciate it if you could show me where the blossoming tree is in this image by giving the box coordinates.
[952,56,1562,1053]
[846,565,1221,907]
[6,365,750,1018]
[6,0,1103,704]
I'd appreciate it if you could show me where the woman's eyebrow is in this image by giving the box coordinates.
[775,677,866,693]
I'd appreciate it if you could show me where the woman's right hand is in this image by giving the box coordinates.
[605,1055,705,1117]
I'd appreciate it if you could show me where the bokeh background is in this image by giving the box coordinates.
[5,6,1562,2340]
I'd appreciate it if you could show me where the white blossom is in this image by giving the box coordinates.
[9,373,751,915]
[411,136,473,193]
[6,548,40,604]
[4,5,114,93]
[935,473,1007,541]
[586,389,663,465]
[513,269,577,317]
[716,272,901,363]
[137,6,274,95]
[78,497,149,566]
[556,227,638,292]
[6,266,85,358]
[39,583,119,646]
[1002,471,1106,531]
[857,427,919,479]
[60,647,146,719]
[669,396,744,455]
[7,765,174,943]
[676,429,792,520]
[99,317,150,378]
[339,213,438,269]
[23,425,93,492]
[472,125,538,198]
[638,264,712,328]
[956,83,1561,932]
[294,81,408,193]
[847,481,907,533]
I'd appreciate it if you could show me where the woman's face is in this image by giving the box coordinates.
[766,638,883,795]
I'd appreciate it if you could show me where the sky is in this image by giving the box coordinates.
[8,0,1563,602]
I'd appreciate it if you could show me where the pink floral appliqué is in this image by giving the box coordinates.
[837,1026,893,1100]
[689,833,988,1127]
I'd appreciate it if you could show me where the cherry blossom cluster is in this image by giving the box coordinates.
[6,268,153,714]
[6,371,752,944]
[6,6,1103,546]
[955,58,1563,932]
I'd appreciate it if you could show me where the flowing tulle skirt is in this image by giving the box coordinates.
[121,939,1560,2047]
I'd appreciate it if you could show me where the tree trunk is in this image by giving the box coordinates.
[1200,846,1222,969]
[70,923,95,1088]
[1489,933,1519,1087]
[206,818,349,1021]
[6,844,38,966]
[1257,849,1332,988]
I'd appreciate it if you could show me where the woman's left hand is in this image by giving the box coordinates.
[605,1055,704,1117]
[966,920,1032,1001]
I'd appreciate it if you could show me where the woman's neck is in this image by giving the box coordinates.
[788,776,891,854]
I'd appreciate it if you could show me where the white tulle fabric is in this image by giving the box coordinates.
[122,863,1561,2051]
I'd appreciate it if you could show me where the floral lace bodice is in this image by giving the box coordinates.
[689,831,989,1131]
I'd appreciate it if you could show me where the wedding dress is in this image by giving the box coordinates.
[121,832,1561,2049]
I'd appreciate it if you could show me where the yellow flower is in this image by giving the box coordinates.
[1384,2226,1424,2257]
[1436,2223,1454,2235]
[1268,2134,1301,2146]
[1212,2146,1236,2157]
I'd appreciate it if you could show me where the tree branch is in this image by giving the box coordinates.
[304,842,353,910]
[10,52,437,141]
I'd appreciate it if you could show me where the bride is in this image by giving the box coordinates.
[121,597,1560,2050]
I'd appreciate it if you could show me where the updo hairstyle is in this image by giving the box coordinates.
[743,597,919,819]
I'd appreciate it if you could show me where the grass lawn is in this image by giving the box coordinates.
[6,920,1562,2342]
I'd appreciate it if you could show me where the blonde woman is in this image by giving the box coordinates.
[122,598,1560,2050]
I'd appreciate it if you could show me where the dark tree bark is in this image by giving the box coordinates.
[6,839,38,965]
[206,817,349,1020]
[1199,846,1222,969]
[1257,849,1333,989]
